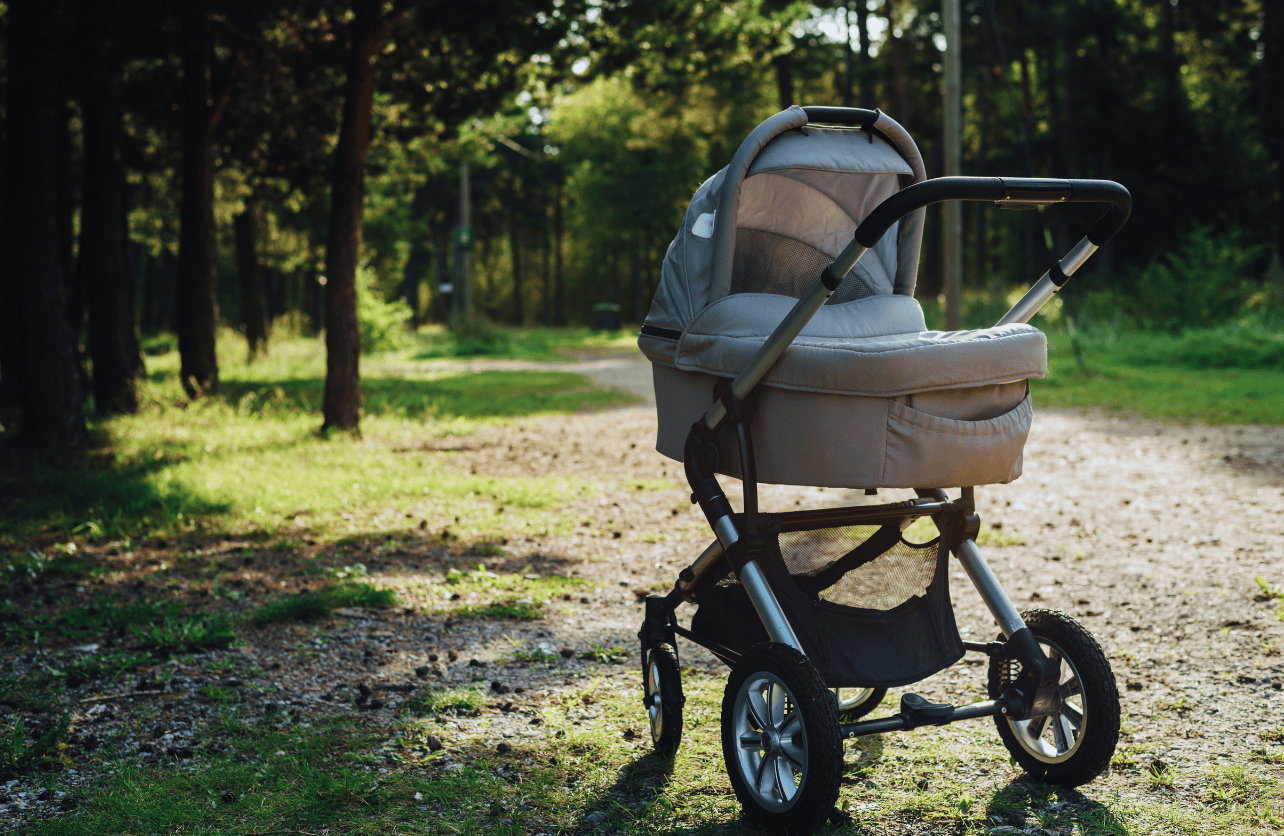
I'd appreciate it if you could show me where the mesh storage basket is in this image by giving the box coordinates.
[691,509,964,688]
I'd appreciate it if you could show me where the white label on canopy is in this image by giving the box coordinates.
[691,211,716,239]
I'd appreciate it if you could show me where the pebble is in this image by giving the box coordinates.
[425,735,444,752]
[414,666,431,679]
[447,650,459,662]
[559,648,575,658]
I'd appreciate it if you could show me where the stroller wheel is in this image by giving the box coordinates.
[988,609,1120,787]
[833,687,887,722]
[644,644,683,756]
[722,642,842,835]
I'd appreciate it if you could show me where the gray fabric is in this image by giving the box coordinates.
[650,363,1031,489]
[867,113,927,296]
[674,294,1046,397]
[641,107,926,336]
[711,108,811,306]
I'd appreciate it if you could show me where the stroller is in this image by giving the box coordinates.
[636,106,1131,834]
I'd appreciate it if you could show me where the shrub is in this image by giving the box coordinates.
[356,267,413,353]
[1130,226,1265,332]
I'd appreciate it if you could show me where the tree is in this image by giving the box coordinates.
[177,3,238,398]
[1,1,88,449]
[79,37,142,414]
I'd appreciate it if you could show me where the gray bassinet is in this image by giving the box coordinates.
[638,107,1046,489]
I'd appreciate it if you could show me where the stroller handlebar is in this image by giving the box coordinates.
[800,106,880,126]
[853,176,1132,250]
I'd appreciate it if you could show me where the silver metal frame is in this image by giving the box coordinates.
[996,235,1099,327]
[954,538,1027,639]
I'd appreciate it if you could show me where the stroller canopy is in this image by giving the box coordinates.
[643,106,928,338]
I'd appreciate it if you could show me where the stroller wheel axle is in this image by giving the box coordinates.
[840,694,1013,739]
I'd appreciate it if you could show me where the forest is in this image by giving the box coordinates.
[0,0,1280,448]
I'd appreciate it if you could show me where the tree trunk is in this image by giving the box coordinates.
[552,181,564,326]
[2,1,87,449]
[80,52,140,414]
[772,55,793,110]
[541,210,551,325]
[177,6,221,397]
[842,2,853,108]
[1263,0,1284,263]
[433,222,451,323]
[509,185,523,325]
[57,83,80,337]
[400,248,421,327]
[322,0,384,432]
[632,243,643,324]
[234,203,268,358]
[855,0,868,101]
[884,0,909,126]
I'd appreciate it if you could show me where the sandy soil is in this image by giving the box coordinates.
[4,353,1283,825]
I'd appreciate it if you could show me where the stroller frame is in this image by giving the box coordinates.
[638,106,1131,833]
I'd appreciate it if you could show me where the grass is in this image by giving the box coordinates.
[412,322,638,361]
[0,327,638,548]
[23,668,1284,836]
[247,582,397,626]
[429,566,593,621]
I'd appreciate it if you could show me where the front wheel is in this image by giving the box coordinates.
[722,642,842,835]
[833,687,887,722]
[988,609,1119,787]
[644,644,683,756]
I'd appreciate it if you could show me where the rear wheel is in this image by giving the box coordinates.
[833,687,887,722]
[722,642,842,835]
[988,609,1119,786]
[644,644,683,756]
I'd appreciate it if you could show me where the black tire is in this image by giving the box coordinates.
[833,687,888,723]
[644,644,683,757]
[721,642,843,835]
[987,609,1119,787]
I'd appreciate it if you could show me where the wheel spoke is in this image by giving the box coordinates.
[755,751,775,797]
[1062,701,1084,732]
[1028,714,1051,741]
[1060,675,1082,699]
[746,688,770,732]
[768,681,787,728]
[779,711,802,738]
[1052,714,1073,753]
[773,754,796,801]
[779,736,807,769]
[739,732,764,751]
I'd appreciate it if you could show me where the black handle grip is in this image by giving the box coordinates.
[853,176,1132,248]
[801,106,880,127]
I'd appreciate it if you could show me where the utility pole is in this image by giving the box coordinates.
[942,0,963,330]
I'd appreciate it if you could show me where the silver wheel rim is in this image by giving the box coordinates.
[834,687,876,713]
[732,672,807,811]
[646,660,664,743]
[1007,637,1087,764]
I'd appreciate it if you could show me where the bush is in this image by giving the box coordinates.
[356,267,413,353]
[1130,226,1265,332]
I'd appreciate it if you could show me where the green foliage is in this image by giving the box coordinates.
[446,601,543,621]
[357,267,414,353]
[578,643,629,663]
[1130,226,1267,332]
[0,548,88,585]
[131,613,236,654]
[400,686,484,717]
[64,651,157,685]
[0,714,70,772]
[248,582,397,626]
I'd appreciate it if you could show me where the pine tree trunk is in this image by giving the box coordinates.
[322,0,384,432]
[552,181,564,326]
[177,6,220,397]
[772,55,793,110]
[234,204,268,358]
[884,0,909,126]
[509,186,523,325]
[1263,0,1284,262]
[81,52,140,414]
[2,1,87,449]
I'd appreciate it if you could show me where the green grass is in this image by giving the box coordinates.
[400,685,485,716]
[429,566,592,621]
[248,582,398,626]
[0,329,637,547]
[412,323,639,361]
[25,668,1283,835]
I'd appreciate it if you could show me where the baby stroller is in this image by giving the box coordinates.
[636,106,1131,834]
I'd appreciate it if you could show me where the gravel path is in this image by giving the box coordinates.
[3,353,1283,827]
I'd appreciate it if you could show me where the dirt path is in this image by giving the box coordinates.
[5,353,1284,828]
